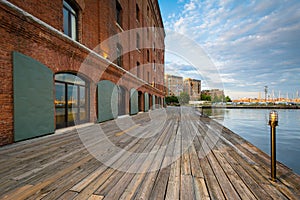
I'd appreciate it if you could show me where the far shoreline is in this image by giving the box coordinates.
[198,105,300,109]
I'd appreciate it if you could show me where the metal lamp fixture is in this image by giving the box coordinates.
[269,110,278,181]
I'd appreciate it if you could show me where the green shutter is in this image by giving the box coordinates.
[13,51,55,142]
[130,88,138,115]
[97,80,118,122]
[144,92,149,112]
[152,95,156,109]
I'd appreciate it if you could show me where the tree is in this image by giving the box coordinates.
[178,92,190,105]
[201,93,211,101]
[165,95,179,105]
[225,96,232,102]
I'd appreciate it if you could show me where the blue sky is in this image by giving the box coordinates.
[158,0,300,99]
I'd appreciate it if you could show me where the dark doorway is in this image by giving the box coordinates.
[138,91,143,112]
[149,94,153,110]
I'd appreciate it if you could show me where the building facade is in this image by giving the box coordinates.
[0,0,165,146]
[183,78,201,101]
[164,74,183,96]
[202,89,225,101]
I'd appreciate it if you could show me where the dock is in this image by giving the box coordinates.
[0,107,299,199]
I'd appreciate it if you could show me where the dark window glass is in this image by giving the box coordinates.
[147,5,149,17]
[137,62,140,78]
[147,50,150,62]
[116,1,122,26]
[136,4,140,21]
[117,43,123,67]
[136,33,140,49]
[63,0,77,40]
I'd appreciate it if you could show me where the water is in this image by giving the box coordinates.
[202,108,300,175]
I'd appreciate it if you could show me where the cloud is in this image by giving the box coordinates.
[184,1,196,11]
[162,0,300,98]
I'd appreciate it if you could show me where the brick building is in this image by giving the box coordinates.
[0,0,165,146]
[164,74,183,96]
[202,89,225,101]
[183,78,201,101]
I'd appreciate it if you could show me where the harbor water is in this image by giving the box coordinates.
[202,108,300,175]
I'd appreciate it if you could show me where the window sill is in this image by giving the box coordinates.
[116,22,124,32]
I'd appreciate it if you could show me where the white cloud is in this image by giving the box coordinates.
[162,0,300,98]
[184,1,196,11]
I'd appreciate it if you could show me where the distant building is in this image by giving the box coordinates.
[183,78,201,101]
[164,74,184,96]
[202,89,224,101]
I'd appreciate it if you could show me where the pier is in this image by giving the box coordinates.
[0,107,299,199]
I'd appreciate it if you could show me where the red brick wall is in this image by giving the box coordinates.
[0,0,165,146]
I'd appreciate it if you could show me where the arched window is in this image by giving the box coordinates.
[55,73,89,128]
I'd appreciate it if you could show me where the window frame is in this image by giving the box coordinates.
[116,43,123,68]
[137,62,140,78]
[116,1,122,27]
[63,0,78,41]
[136,33,140,50]
[136,3,140,22]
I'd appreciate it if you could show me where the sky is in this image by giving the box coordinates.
[158,0,300,99]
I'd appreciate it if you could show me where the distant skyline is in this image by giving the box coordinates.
[158,0,300,99]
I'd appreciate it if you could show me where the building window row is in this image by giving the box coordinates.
[62,0,162,74]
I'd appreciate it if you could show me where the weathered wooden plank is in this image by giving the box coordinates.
[206,151,241,199]
[56,191,78,200]
[0,107,299,200]
[37,159,101,200]
[1,184,33,200]
[165,125,181,200]
[213,150,257,200]
[0,155,93,200]
[73,168,115,200]
[70,165,108,193]
[119,119,177,199]
[198,152,225,199]
[165,160,181,200]
[189,144,204,178]
[133,117,177,199]
[181,175,195,200]
[223,149,281,200]
[88,194,104,200]
[193,177,210,200]
[216,127,295,200]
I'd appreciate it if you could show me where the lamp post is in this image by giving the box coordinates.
[269,110,278,182]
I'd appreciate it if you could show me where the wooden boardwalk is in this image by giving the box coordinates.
[0,107,299,200]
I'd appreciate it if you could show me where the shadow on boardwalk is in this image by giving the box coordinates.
[0,107,299,199]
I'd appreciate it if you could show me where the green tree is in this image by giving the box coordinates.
[225,96,232,102]
[201,93,211,101]
[178,92,190,105]
[165,95,179,105]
